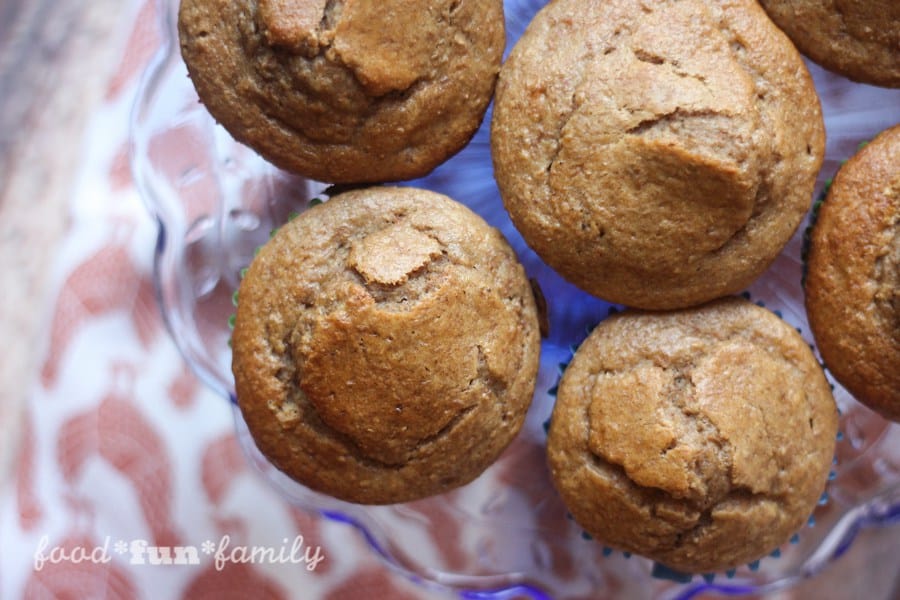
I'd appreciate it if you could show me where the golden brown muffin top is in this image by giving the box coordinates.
[805,125,900,422]
[548,297,838,573]
[231,186,541,504]
[758,0,900,88]
[491,0,824,310]
[179,0,505,183]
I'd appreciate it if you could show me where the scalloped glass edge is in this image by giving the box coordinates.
[129,0,900,597]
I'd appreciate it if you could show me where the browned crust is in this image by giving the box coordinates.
[178,0,505,183]
[805,124,900,422]
[547,297,838,572]
[491,0,824,310]
[231,187,541,504]
[758,0,900,88]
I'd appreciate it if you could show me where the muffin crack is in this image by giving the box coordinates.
[475,344,509,401]
[666,366,734,502]
[410,404,478,459]
[346,218,453,311]
[275,321,468,471]
[255,0,343,56]
[582,359,788,549]
[583,364,733,506]
[549,297,837,571]
[632,47,710,88]
[546,89,580,175]
[492,0,824,309]
[182,0,504,183]
[670,511,712,550]
[256,103,328,146]
[544,41,597,176]
[585,449,696,508]
[319,0,343,33]
[624,108,723,137]
[872,212,900,339]
[261,323,405,470]
[439,0,475,48]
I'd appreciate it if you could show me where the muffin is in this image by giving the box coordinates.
[547,297,838,573]
[758,0,900,88]
[805,125,900,422]
[491,0,825,310]
[178,0,505,183]
[231,186,541,504]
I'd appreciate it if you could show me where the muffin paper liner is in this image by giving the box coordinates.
[545,294,842,585]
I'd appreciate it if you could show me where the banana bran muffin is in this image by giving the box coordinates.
[491,0,824,310]
[547,297,838,573]
[758,0,900,88]
[805,125,900,422]
[231,187,541,504]
[178,0,505,183]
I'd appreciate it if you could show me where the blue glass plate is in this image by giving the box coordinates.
[131,1,900,597]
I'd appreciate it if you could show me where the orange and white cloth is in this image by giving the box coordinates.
[3,2,900,599]
[0,2,432,598]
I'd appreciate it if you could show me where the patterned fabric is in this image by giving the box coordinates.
[0,2,428,598]
[2,1,899,599]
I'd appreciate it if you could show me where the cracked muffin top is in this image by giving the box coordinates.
[547,296,838,573]
[805,124,900,422]
[758,0,900,88]
[178,0,505,183]
[491,0,824,310]
[231,186,541,504]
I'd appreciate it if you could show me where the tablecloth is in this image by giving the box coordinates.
[0,2,436,597]
[1,1,898,599]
